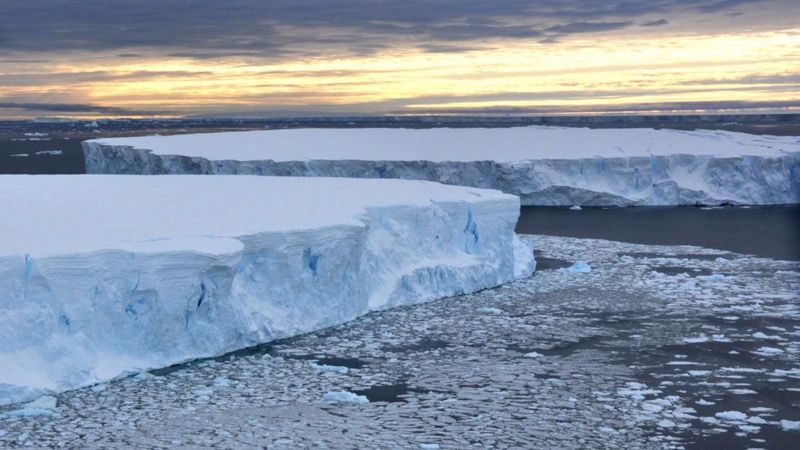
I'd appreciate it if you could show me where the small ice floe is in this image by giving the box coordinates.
[749,407,776,413]
[310,362,349,374]
[523,351,543,358]
[557,261,591,273]
[419,444,440,450]
[569,205,582,211]
[213,377,231,387]
[729,389,757,395]
[752,332,785,341]
[9,153,28,157]
[476,306,504,315]
[696,399,715,406]
[780,420,800,432]
[715,411,747,422]
[656,419,676,428]
[681,335,709,344]
[24,132,47,137]
[35,150,62,156]
[688,370,712,377]
[752,346,784,357]
[6,395,58,418]
[323,390,368,404]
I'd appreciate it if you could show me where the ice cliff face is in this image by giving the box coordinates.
[84,127,800,206]
[0,176,534,404]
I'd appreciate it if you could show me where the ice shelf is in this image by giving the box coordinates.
[85,126,800,206]
[0,175,534,404]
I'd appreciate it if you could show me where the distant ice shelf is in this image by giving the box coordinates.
[0,175,534,405]
[84,126,800,206]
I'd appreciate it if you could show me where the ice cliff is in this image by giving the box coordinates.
[0,175,534,404]
[84,126,800,206]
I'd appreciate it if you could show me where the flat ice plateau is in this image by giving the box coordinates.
[85,126,800,206]
[0,175,534,404]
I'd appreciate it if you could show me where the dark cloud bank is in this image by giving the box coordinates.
[0,0,787,59]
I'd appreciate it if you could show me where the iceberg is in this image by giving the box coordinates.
[84,126,800,206]
[0,175,533,405]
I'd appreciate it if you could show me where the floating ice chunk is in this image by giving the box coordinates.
[715,411,747,422]
[780,420,800,432]
[752,332,785,341]
[5,395,59,418]
[523,352,543,358]
[569,205,582,211]
[747,416,767,424]
[8,153,28,157]
[749,407,776,413]
[681,336,709,344]
[26,395,57,410]
[213,377,231,387]
[696,399,715,406]
[557,261,591,273]
[35,150,62,156]
[476,307,504,315]
[729,389,757,395]
[419,444,440,450]
[752,347,784,357]
[310,363,349,374]
[738,424,760,434]
[323,391,369,404]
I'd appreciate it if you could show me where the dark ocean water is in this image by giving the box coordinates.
[517,205,800,261]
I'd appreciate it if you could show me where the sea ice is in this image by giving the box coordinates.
[557,261,591,273]
[780,420,800,432]
[310,363,349,374]
[323,391,369,404]
[715,411,747,422]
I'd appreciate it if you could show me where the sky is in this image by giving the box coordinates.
[0,0,798,118]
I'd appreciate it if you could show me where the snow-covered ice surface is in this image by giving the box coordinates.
[1,235,797,448]
[84,126,800,206]
[0,175,533,405]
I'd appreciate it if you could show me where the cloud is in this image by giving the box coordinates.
[0,0,794,60]
[388,99,800,115]
[545,21,632,35]
[642,19,669,27]
[0,102,168,116]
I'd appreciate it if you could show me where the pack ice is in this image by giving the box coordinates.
[84,126,800,206]
[0,175,534,404]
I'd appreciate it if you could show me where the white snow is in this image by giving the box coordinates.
[85,126,800,206]
[89,127,797,162]
[323,391,368,404]
[0,175,533,405]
